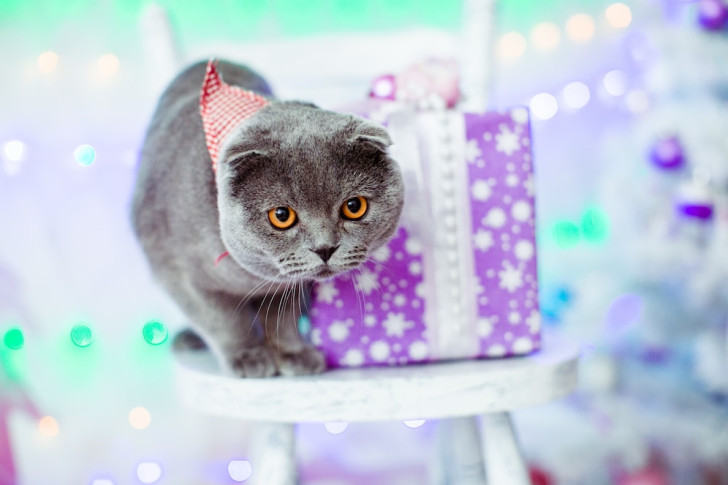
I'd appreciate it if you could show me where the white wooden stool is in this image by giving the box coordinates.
[174,334,578,485]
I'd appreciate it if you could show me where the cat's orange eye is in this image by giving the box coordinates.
[341,196,368,220]
[268,206,297,230]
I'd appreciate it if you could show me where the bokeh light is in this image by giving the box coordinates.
[98,54,120,77]
[566,13,596,42]
[38,416,59,437]
[142,320,168,345]
[497,31,527,59]
[581,208,609,243]
[562,82,591,109]
[129,407,152,430]
[136,462,162,484]
[324,421,349,434]
[70,324,94,347]
[606,293,643,336]
[529,93,558,120]
[74,144,96,166]
[603,69,628,96]
[91,480,115,485]
[553,221,580,248]
[3,140,25,162]
[531,22,561,51]
[605,3,632,28]
[3,328,24,350]
[626,90,650,113]
[228,460,253,482]
[37,51,58,74]
[403,419,426,428]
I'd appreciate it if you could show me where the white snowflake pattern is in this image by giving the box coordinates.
[506,174,519,187]
[364,314,377,327]
[471,179,492,201]
[415,283,426,298]
[511,200,532,222]
[526,310,541,334]
[508,311,521,325]
[310,328,322,346]
[370,341,391,362]
[409,261,423,276]
[372,245,391,262]
[482,208,507,228]
[512,337,534,354]
[383,313,414,337]
[477,317,495,337]
[511,107,529,125]
[523,174,535,197]
[405,238,423,255]
[393,294,407,307]
[495,125,521,156]
[341,349,364,367]
[486,344,507,357]
[514,240,535,261]
[315,281,339,304]
[328,320,351,342]
[498,261,524,293]
[408,341,429,360]
[464,139,482,163]
[473,229,494,252]
[355,268,379,295]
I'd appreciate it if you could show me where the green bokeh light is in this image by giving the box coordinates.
[70,324,94,347]
[3,328,24,350]
[581,208,609,243]
[74,144,96,166]
[142,320,168,346]
[553,221,580,248]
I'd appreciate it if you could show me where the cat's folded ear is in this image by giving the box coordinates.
[348,121,392,154]
[225,149,270,172]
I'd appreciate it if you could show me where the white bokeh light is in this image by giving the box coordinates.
[531,22,560,51]
[228,460,253,482]
[529,93,558,120]
[403,419,426,428]
[136,462,162,484]
[562,81,591,109]
[605,3,632,28]
[324,421,349,434]
[497,31,527,59]
[603,69,628,96]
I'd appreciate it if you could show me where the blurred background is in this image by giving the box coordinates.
[1,0,727,483]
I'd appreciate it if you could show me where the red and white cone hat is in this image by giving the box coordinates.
[199,60,269,171]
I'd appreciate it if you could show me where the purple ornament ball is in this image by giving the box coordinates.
[649,136,684,170]
[369,74,397,101]
[698,0,728,31]
[675,182,714,221]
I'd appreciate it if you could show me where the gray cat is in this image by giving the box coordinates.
[131,60,404,377]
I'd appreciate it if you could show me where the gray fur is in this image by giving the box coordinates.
[131,60,404,377]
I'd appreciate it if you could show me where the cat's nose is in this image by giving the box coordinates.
[312,245,339,263]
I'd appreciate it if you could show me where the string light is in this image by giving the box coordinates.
[129,407,152,430]
[142,320,168,345]
[3,328,24,350]
[603,69,628,96]
[562,82,591,109]
[403,419,426,428]
[497,32,527,59]
[70,324,94,347]
[98,54,119,77]
[136,462,162,484]
[228,460,253,482]
[323,421,349,434]
[605,3,632,29]
[37,51,58,74]
[566,14,596,42]
[531,22,561,51]
[74,144,96,166]
[529,93,558,120]
[38,416,59,437]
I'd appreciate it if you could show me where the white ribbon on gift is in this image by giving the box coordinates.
[386,107,480,360]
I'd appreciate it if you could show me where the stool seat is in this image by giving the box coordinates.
[175,333,578,423]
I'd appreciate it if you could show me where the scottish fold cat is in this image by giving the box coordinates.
[131,60,404,377]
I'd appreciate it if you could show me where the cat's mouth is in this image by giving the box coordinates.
[313,266,337,280]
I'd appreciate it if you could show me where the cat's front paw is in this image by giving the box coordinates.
[278,345,327,377]
[231,347,278,378]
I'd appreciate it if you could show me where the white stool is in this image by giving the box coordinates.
[174,334,579,485]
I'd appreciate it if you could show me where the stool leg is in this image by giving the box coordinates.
[249,422,296,485]
[434,417,487,484]
[480,412,530,485]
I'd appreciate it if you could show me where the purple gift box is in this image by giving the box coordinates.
[309,107,541,368]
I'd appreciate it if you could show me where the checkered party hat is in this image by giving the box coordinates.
[199,60,269,171]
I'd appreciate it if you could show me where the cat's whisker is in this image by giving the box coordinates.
[248,279,279,340]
